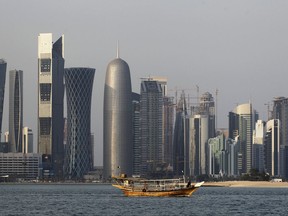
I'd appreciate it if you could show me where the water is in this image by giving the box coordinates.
[0,184,288,215]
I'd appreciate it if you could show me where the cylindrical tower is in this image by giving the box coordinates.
[64,67,95,179]
[103,57,133,179]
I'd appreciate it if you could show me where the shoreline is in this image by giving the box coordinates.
[204,181,288,188]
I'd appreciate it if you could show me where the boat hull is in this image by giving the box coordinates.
[113,185,200,197]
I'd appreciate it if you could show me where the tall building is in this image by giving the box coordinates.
[103,53,133,179]
[173,92,188,177]
[8,70,23,152]
[22,127,33,153]
[64,67,95,179]
[272,97,288,178]
[140,80,163,177]
[0,59,7,142]
[264,119,280,177]
[229,103,258,174]
[252,120,265,173]
[208,133,225,176]
[132,92,141,175]
[38,33,65,178]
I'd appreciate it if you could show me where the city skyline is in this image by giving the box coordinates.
[1,1,288,166]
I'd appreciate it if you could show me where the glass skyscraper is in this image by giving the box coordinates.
[64,67,95,179]
[38,33,65,178]
[103,55,133,179]
[9,70,23,152]
[0,59,7,142]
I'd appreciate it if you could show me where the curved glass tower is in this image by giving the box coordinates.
[64,67,95,179]
[9,70,23,152]
[0,59,7,142]
[103,57,133,179]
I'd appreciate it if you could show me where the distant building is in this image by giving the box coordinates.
[0,59,7,142]
[208,133,225,176]
[0,142,8,153]
[265,119,280,177]
[252,120,265,173]
[103,53,133,179]
[226,137,240,176]
[4,131,9,143]
[64,67,95,179]
[140,80,163,177]
[0,153,42,180]
[9,70,23,152]
[229,103,258,174]
[22,127,33,153]
[38,33,65,178]
[272,97,288,178]
[132,93,141,175]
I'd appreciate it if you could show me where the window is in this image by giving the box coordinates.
[41,59,51,72]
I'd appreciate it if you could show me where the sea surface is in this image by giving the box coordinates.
[0,183,288,216]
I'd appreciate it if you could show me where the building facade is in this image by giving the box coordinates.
[265,119,280,177]
[9,70,23,152]
[132,92,141,176]
[38,33,65,178]
[103,56,133,179]
[64,67,95,179]
[252,120,265,173]
[0,59,7,142]
[22,127,33,153]
[140,80,163,177]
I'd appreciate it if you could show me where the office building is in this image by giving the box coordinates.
[132,92,141,175]
[265,119,280,177]
[103,53,133,179]
[64,67,95,179]
[140,80,163,177]
[252,120,265,173]
[272,97,288,178]
[38,33,65,178]
[0,59,7,141]
[208,133,225,176]
[8,70,23,152]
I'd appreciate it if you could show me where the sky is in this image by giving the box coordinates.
[1,0,288,166]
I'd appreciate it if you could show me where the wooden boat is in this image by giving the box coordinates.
[112,176,204,197]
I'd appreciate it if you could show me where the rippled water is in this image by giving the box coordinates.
[0,184,288,215]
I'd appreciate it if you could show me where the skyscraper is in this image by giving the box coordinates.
[22,127,33,153]
[103,53,133,179]
[132,92,141,176]
[38,33,65,178]
[229,103,257,174]
[252,120,265,173]
[0,59,7,142]
[264,119,280,176]
[272,97,288,178]
[8,70,23,152]
[64,67,95,179]
[140,80,163,177]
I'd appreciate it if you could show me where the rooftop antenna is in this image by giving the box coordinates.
[116,40,119,58]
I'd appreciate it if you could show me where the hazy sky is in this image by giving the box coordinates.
[1,0,288,166]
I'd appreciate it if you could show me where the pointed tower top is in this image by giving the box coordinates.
[116,40,119,58]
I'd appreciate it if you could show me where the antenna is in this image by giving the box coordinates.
[116,40,119,58]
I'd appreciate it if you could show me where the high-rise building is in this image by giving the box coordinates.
[22,127,33,153]
[103,53,133,179]
[8,70,23,152]
[132,92,141,176]
[265,119,280,177]
[38,33,65,178]
[252,120,265,173]
[208,133,225,176]
[64,67,95,179]
[0,59,7,142]
[173,91,188,177]
[229,103,258,174]
[140,80,163,177]
[272,97,288,178]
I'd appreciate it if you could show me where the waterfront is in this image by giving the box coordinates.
[0,184,288,215]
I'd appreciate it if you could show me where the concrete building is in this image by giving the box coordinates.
[103,52,133,179]
[22,127,33,153]
[265,119,280,177]
[0,59,7,142]
[64,67,95,179]
[38,33,65,178]
[9,70,23,152]
[0,153,42,180]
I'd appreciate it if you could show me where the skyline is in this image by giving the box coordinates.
[1,0,288,166]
